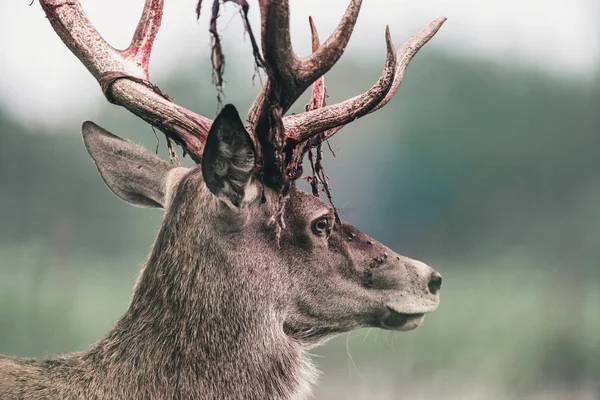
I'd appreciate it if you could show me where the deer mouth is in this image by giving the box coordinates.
[380,307,427,331]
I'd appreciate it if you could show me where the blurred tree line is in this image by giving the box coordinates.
[1,50,598,398]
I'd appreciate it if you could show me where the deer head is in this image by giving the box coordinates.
[22,0,445,398]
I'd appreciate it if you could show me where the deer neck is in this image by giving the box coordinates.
[80,220,314,399]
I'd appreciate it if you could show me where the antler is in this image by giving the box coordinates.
[39,0,212,163]
[39,0,445,185]
[283,26,397,142]
[248,0,365,190]
[287,17,448,144]
[247,0,363,128]
[245,0,445,188]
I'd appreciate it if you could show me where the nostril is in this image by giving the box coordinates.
[428,272,442,295]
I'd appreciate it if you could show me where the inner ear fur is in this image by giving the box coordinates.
[201,104,257,208]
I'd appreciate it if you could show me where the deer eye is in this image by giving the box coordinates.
[312,218,329,236]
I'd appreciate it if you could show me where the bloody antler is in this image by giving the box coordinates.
[247,0,363,127]
[39,0,212,162]
[248,0,365,190]
[283,15,446,196]
[39,0,445,185]
[305,17,448,143]
[283,26,397,142]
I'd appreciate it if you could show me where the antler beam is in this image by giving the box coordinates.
[39,0,212,162]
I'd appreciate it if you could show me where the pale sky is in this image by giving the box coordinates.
[0,0,598,127]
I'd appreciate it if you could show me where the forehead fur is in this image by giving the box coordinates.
[165,169,333,230]
[285,186,332,220]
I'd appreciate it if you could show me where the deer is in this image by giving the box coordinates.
[0,1,445,399]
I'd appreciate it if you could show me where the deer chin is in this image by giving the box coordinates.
[380,304,437,331]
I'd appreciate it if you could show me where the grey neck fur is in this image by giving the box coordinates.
[0,170,316,400]
[78,171,316,399]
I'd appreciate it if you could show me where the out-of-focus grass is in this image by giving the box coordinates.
[0,243,138,356]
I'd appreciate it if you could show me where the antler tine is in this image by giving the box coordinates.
[122,0,164,73]
[248,0,362,127]
[283,27,397,142]
[307,16,327,112]
[39,0,213,162]
[300,0,362,86]
[286,16,326,181]
[372,17,447,113]
[307,17,447,143]
[256,0,295,91]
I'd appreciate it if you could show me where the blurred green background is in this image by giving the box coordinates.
[1,1,599,399]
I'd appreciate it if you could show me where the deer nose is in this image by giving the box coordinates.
[428,272,442,295]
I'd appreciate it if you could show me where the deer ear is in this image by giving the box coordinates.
[82,121,174,208]
[202,104,257,208]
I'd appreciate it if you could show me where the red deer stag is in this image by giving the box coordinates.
[0,1,445,399]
